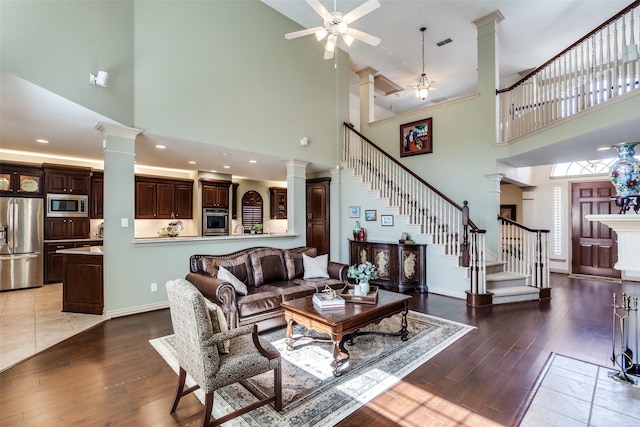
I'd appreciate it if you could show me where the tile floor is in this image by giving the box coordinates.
[520,354,640,426]
[0,283,105,371]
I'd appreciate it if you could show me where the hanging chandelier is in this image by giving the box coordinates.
[416,27,431,100]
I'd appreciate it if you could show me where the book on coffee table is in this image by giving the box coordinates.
[312,293,345,309]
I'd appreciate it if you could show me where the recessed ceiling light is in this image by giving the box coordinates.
[597,146,610,151]
[188,161,196,164]
[36,139,49,144]
[210,170,217,173]
[223,165,230,169]
[249,160,257,164]
[155,144,166,149]
[220,152,229,156]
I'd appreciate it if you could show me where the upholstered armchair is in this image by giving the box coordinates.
[166,279,282,427]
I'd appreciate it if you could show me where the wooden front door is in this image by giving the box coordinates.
[571,181,620,278]
[306,178,330,256]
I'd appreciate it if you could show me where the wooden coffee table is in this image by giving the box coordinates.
[281,290,412,376]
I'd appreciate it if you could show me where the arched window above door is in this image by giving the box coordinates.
[241,191,263,233]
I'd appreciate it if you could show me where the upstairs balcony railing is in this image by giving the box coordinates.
[498,1,640,143]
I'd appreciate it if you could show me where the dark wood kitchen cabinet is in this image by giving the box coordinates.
[90,172,104,219]
[349,239,427,293]
[45,217,90,240]
[0,162,43,197]
[45,240,101,283]
[135,176,193,219]
[43,164,91,194]
[62,253,103,314]
[201,179,231,208]
[45,242,75,283]
[269,187,287,219]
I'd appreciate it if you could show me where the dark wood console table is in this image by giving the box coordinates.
[349,239,427,293]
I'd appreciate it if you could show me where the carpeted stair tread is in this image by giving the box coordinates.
[490,286,540,296]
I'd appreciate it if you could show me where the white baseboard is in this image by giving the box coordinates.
[106,300,169,319]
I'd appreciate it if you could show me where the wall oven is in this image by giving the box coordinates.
[46,194,88,217]
[202,208,228,236]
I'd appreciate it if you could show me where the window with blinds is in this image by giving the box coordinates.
[242,191,263,231]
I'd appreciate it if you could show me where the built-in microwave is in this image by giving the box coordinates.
[46,194,88,217]
[202,208,228,236]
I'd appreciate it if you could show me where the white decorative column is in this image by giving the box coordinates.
[95,122,142,314]
[286,159,308,236]
[330,167,342,262]
[357,67,376,127]
[586,214,640,274]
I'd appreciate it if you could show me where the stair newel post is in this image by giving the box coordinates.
[461,201,470,267]
[535,230,543,288]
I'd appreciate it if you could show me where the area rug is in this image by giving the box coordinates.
[150,310,474,427]
[518,353,640,426]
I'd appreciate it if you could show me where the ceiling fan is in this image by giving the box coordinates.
[285,0,381,60]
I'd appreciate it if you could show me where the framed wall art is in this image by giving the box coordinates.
[400,117,432,157]
[365,210,377,221]
[500,204,516,220]
[349,206,361,218]
[381,215,394,226]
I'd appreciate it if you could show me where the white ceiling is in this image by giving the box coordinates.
[1,0,634,179]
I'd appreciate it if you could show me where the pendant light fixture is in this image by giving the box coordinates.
[416,27,431,100]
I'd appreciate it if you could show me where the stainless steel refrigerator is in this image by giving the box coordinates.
[0,197,43,291]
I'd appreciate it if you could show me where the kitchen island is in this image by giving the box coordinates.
[56,246,103,315]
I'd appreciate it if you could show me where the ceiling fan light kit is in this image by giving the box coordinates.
[416,27,431,100]
[285,0,381,60]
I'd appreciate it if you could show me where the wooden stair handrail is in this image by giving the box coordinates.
[497,0,640,94]
[498,215,550,234]
[344,122,482,231]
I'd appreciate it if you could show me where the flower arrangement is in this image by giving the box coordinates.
[250,223,263,234]
[347,261,378,284]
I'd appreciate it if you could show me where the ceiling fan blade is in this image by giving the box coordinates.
[324,48,335,60]
[343,0,380,24]
[306,0,333,23]
[285,27,323,40]
[345,28,381,46]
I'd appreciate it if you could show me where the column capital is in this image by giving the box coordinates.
[95,122,143,140]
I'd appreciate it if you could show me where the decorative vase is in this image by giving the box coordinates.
[353,221,361,240]
[609,142,640,197]
[358,227,366,241]
[359,280,370,295]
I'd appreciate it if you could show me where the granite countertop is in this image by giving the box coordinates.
[56,246,104,255]
[133,232,295,244]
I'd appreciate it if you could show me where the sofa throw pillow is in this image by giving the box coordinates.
[200,254,254,287]
[303,253,330,279]
[205,300,230,354]
[218,265,248,296]
[284,247,318,280]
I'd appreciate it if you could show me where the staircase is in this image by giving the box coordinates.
[343,124,551,306]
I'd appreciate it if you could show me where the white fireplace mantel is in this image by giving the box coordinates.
[586,214,640,272]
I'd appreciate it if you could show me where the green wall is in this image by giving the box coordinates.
[1,0,135,126]
[133,0,348,169]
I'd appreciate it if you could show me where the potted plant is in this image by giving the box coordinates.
[250,223,263,234]
[347,261,378,295]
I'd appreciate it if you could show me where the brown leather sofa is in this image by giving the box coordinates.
[186,246,348,331]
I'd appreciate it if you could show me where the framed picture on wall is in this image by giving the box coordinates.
[381,215,394,226]
[365,210,377,221]
[500,204,516,220]
[400,117,433,157]
[349,206,361,218]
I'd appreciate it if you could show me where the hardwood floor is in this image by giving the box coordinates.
[1,274,638,426]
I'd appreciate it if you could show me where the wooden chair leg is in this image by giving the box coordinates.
[274,365,283,411]
[170,367,187,414]
[201,392,214,427]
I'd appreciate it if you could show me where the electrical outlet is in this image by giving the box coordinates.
[150,282,157,292]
